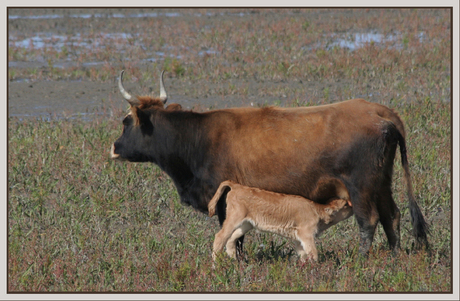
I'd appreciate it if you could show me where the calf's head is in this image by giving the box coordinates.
[317,198,354,236]
[323,199,349,218]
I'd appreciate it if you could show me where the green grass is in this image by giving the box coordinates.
[8,8,452,293]
[7,98,451,292]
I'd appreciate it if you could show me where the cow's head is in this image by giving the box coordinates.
[110,70,180,162]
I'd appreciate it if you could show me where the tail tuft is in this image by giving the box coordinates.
[399,132,430,249]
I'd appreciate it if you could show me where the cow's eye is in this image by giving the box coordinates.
[122,116,131,126]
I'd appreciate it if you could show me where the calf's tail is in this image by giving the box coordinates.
[208,181,233,217]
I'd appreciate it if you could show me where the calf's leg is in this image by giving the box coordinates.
[213,205,247,261]
[225,221,253,259]
[213,223,236,261]
[293,240,307,258]
[215,188,246,259]
[235,236,245,260]
[296,228,318,261]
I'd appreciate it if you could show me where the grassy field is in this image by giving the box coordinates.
[7,8,452,293]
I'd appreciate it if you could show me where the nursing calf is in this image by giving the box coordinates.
[208,180,353,261]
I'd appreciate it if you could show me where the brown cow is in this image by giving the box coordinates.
[110,70,429,257]
[208,180,353,261]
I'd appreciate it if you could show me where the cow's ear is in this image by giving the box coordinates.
[131,106,150,126]
[137,109,152,127]
[166,103,182,111]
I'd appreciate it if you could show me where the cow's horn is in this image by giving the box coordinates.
[118,70,139,106]
[159,70,168,104]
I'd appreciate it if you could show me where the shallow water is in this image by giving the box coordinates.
[8,10,427,64]
[8,11,250,20]
[8,29,423,75]
[8,12,182,20]
[9,29,421,56]
[8,9,447,120]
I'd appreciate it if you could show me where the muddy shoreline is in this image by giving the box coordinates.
[8,8,450,120]
[7,8,327,119]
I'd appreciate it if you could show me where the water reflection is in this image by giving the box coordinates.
[8,12,182,20]
[9,29,427,57]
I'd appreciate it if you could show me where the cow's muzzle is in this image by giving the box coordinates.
[110,144,120,160]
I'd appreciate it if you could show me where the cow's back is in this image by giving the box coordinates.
[206,99,401,199]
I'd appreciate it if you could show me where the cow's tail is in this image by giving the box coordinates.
[397,129,430,249]
[208,181,233,217]
[379,104,429,249]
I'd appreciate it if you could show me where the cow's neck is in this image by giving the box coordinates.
[155,111,212,211]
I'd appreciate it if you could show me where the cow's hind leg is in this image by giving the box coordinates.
[376,187,401,253]
[376,121,402,253]
[349,189,380,257]
[380,138,402,253]
[356,214,379,257]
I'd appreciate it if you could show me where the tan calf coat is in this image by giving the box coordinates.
[208,180,353,261]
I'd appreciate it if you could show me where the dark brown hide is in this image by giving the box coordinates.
[111,81,429,257]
